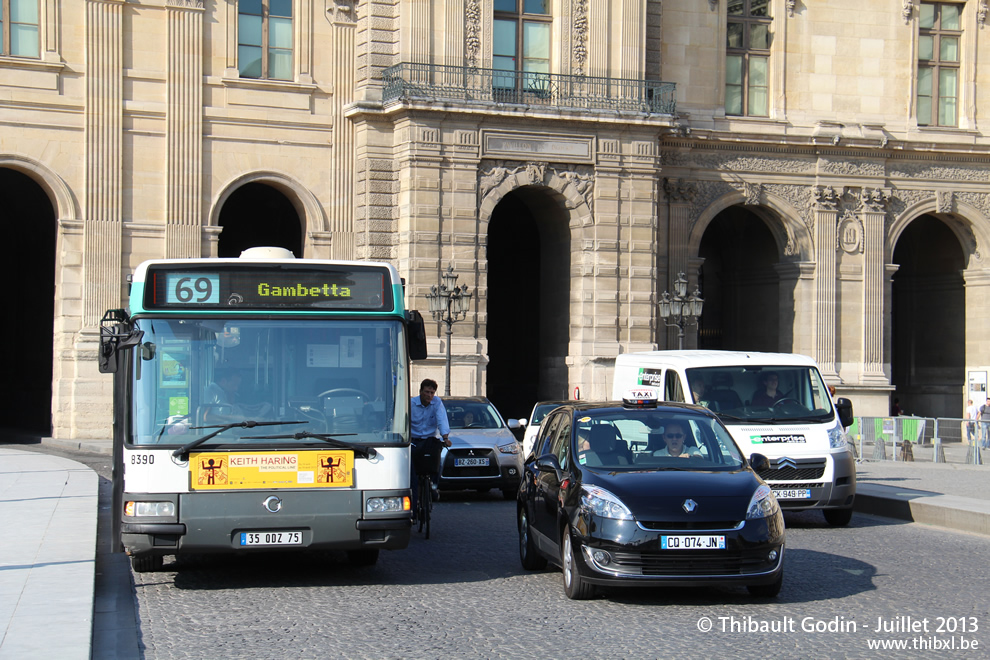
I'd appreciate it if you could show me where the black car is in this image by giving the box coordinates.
[517,388,785,600]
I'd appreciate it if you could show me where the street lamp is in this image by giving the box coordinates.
[658,272,704,350]
[424,264,472,396]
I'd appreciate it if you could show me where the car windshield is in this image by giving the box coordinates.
[574,410,745,471]
[685,365,834,423]
[130,317,408,447]
[446,400,504,429]
[531,403,564,425]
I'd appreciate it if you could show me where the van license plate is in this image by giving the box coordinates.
[240,531,303,546]
[773,489,811,499]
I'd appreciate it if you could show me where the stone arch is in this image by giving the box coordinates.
[688,188,813,262]
[0,154,78,221]
[478,162,593,233]
[210,171,328,236]
[888,196,989,269]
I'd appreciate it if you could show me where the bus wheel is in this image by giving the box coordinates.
[131,554,163,573]
[346,549,380,567]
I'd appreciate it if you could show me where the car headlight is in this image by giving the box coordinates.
[497,441,519,454]
[828,422,848,450]
[580,485,634,520]
[746,484,780,520]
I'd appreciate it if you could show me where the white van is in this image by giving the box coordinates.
[612,350,856,526]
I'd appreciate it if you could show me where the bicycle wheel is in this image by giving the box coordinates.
[416,475,426,534]
[420,475,432,539]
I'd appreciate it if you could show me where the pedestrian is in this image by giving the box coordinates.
[409,378,451,514]
[890,398,903,417]
[981,400,990,449]
[965,399,978,445]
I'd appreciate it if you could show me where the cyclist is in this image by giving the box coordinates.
[410,378,451,517]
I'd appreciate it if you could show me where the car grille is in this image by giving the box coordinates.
[442,448,500,478]
[638,521,741,531]
[610,549,774,576]
[757,458,826,482]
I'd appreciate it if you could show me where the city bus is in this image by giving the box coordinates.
[98,247,427,571]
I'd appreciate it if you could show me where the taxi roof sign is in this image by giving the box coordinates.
[622,387,660,408]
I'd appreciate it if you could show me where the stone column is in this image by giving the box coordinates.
[813,185,839,378]
[165,0,204,258]
[776,261,816,354]
[860,187,892,384]
[659,178,697,349]
[328,5,357,259]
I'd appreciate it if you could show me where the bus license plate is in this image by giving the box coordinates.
[773,489,811,499]
[661,535,726,550]
[454,457,489,467]
[240,531,303,546]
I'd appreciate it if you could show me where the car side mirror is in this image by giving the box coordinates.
[519,418,528,427]
[834,397,854,428]
[507,419,521,429]
[535,454,562,475]
[749,453,770,472]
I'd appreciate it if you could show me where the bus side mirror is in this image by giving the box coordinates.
[835,397,854,428]
[406,310,428,361]
[98,309,144,374]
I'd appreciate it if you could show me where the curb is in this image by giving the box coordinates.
[855,483,990,537]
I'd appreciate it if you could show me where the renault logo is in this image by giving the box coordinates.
[682,499,698,513]
[263,496,282,513]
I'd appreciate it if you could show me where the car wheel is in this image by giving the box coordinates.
[747,571,783,598]
[501,488,515,501]
[519,508,547,571]
[346,549,380,567]
[131,554,163,573]
[823,506,854,527]
[561,525,595,600]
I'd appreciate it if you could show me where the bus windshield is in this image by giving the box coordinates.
[130,317,409,447]
[685,365,834,423]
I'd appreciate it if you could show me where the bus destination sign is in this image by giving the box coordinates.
[144,265,392,311]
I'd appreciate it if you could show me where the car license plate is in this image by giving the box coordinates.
[773,488,812,499]
[239,531,303,546]
[661,535,725,550]
[454,457,489,467]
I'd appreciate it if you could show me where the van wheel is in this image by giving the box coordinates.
[747,571,783,598]
[131,554,163,573]
[823,507,853,527]
[561,525,595,600]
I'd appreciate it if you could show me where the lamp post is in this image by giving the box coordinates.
[658,272,704,350]
[425,264,472,396]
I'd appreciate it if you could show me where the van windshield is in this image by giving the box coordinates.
[685,365,834,423]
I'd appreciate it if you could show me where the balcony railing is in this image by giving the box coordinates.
[381,62,676,116]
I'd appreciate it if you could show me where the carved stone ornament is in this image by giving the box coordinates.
[573,0,588,76]
[479,160,594,210]
[663,178,698,203]
[166,0,203,6]
[709,0,718,10]
[743,181,762,205]
[903,0,914,24]
[814,185,840,211]
[980,1,988,27]
[465,0,481,68]
[525,162,547,185]
[936,190,954,214]
[838,211,864,254]
[479,161,510,198]
[329,0,355,23]
[860,187,891,213]
[786,0,796,17]
[558,168,595,211]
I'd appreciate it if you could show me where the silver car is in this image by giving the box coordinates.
[439,397,523,500]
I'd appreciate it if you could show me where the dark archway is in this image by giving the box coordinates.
[697,206,780,351]
[486,187,570,421]
[891,214,965,418]
[217,182,302,257]
[0,169,56,436]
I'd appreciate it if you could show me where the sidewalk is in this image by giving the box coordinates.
[0,448,97,660]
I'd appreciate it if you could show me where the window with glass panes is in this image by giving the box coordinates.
[493,0,551,92]
[238,0,292,81]
[0,0,40,58]
[725,0,771,117]
[917,2,960,127]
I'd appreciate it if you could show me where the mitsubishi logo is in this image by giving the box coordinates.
[468,450,475,456]
[682,499,698,513]
[776,457,798,470]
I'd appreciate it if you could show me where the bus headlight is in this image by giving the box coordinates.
[366,496,407,513]
[124,501,176,517]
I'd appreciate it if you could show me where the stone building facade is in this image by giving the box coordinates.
[2,0,988,437]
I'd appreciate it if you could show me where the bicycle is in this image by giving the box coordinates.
[411,436,444,540]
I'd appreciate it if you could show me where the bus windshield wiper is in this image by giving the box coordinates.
[172,420,306,460]
[248,431,377,459]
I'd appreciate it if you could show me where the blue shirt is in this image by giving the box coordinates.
[410,395,450,439]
